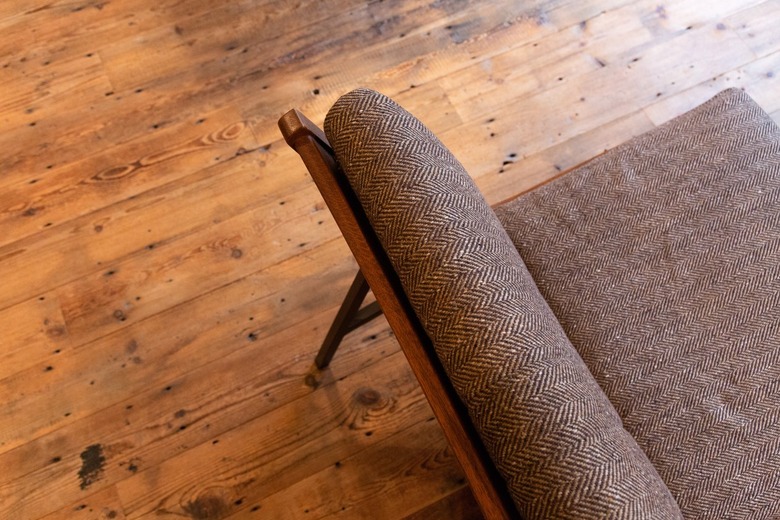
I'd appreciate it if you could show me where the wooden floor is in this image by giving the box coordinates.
[1,0,778,518]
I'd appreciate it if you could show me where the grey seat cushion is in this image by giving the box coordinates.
[325,88,681,518]
[495,88,780,518]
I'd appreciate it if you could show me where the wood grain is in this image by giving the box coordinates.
[2,0,778,518]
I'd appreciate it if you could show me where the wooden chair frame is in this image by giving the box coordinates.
[279,109,518,519]
[313,269,382,369]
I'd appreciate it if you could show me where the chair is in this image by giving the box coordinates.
[279,87,780,519]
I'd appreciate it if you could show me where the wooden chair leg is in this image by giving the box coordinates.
[315,269,383,369]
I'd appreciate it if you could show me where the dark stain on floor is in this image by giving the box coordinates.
[183,494,229,520]
[78,444,106,490]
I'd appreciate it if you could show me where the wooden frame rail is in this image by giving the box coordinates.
[314,269,382,369]
[278,109,518,519]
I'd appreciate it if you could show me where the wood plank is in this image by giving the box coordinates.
[0,104,257,250]
[239,0,568,144]
[0,63,114,182]
[643,51,780,125]
[115,351,441,518]
[0,2,287,182]
[441,16,755,180]
[1,308,397,519]
[630,0,767,34]
[0,0,271,62]
[0,294,72,381]
[99,0,357,92]
[226,418,462,520]
[36,485,126,520]
[434,0,764,131]
[333,0,640,125]
[729,0,780,58]
[0,53,108,120]
[403,485,482,520]
[0,243,397,518]
[0,150,283,311]
[0,237,353,455]
[438,0,652,121]
[478,109,656,205]
[53,182,340,346]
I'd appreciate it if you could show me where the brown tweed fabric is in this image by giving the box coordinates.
[324,88,682,518]
[496,88,780,518]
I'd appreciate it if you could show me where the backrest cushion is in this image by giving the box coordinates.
[324,88,682,518]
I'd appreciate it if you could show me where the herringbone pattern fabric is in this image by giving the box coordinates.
[325,88,682,518]
[496,88,780,518]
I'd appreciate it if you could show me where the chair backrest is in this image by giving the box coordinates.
[279,108,518,519]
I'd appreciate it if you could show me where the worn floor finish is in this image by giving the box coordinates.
[0,0,778,518]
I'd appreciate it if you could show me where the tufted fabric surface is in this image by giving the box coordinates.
[324,88,682,518]
[496,88,780,518]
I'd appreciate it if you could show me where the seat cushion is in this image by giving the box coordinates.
[324,88,682,518]
[495,88,780,519]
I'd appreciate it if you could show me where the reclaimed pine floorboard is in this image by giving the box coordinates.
[1,0,778,518]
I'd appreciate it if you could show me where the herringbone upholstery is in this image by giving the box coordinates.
[325,88,682,518]
[495,88,780,518]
